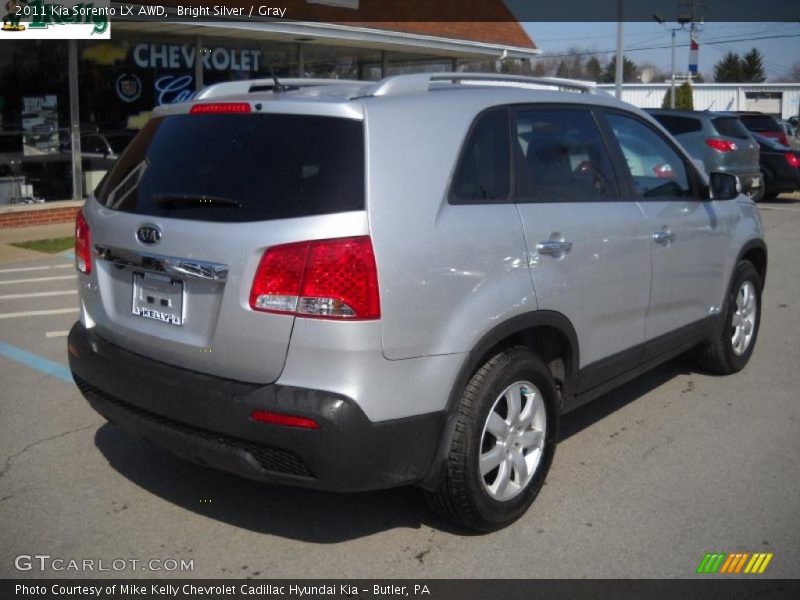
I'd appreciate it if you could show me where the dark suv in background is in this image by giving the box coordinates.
[735,111,791,147]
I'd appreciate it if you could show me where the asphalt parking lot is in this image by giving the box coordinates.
[1,198,799,579]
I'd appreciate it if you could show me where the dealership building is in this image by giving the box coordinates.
[0,0,538,221]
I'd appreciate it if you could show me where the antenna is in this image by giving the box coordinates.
[265,54,299,94]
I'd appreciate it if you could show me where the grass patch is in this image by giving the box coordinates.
[11,237,74,254]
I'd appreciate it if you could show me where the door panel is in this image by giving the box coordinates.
[520,203,652,368]
[602,111,727,342]
[513,107,652,373]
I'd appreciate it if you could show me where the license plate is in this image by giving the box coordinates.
[751,176,760,188]
[132,272,184,326]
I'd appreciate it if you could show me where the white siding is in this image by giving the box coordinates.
[597,84,800,120]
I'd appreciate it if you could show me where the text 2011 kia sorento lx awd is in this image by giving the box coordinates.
[69,74,766,531]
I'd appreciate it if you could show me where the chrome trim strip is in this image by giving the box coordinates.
[93,245,229,282]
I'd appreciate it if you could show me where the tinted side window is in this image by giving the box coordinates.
[738,114,781,133]
[605,113,692,199]
[451,109,510,203]
[514,108,617,202]
[712,117,752,139]
[653,115,702,136]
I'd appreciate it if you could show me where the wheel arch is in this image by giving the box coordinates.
[737,238,768,288]
[419,310,579,490]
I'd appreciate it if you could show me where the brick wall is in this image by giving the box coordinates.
[0,204,82,229]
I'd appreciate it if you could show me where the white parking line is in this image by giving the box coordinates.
[0,308,79,320]
[45,331,70,338]
[0,275,75,286]
[0,290,77,300]
[0,264,73,274]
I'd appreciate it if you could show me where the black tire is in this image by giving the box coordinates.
[695,261,762,374]
[425,346,559,532]
[763,192,780,201]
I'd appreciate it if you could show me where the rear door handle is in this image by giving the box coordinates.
[652,229,675,245]
[536,240,573,255]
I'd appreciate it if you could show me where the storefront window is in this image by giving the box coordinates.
[0,41,72,203]
[1,29,477,205]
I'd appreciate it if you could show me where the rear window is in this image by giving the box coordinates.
[652,115,702,136]
[737,114,782,133]
[712,117,751,139]
[96,113,364,222]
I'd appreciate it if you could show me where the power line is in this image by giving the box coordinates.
[538,32,800,59]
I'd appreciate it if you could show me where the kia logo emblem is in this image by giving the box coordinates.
[136,225,162,245]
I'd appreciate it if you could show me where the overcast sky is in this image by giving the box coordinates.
[522,22,800,80]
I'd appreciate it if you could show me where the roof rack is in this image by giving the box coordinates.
[194,73,603,102]
[196,78,364,100]
[366,73,601,97]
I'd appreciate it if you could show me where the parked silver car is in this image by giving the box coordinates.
[68,74,767,531]
[646,109,761,198]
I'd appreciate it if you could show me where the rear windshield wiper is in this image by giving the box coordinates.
[153,193,242,208]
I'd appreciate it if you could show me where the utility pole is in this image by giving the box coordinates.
[679,0,706,81]
[615,0,624,100]
[654,0,705,109]
[670,28,676,108]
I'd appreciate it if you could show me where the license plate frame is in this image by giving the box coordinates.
[131,272,184,326]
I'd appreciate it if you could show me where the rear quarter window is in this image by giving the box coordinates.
[652,115,702,136]
[738,115,782,133]
[96,113,365,222]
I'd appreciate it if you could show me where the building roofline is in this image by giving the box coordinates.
[112,3,541,59]
[597,82,800,88]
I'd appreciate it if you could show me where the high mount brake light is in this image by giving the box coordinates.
[249,236,380,320]
[189,102,252,114]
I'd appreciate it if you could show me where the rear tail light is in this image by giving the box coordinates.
[706,138,737,153]
[786,152,800,169]
[75,210,91,274]
[251,410,319,430]
[250,236,380,320]
[652,163,676,178]
[189,102,251,114]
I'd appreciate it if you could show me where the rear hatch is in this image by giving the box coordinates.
[710,116,759,172]
[737,114,788,146]
[82,107,366,383]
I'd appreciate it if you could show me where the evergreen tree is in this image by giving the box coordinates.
[601,55,639,83]
[741,48,766,83]
[661,82,694,109]
[585,56,602,82]
[713,51,743,82]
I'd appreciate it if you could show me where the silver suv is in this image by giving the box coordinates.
[646,109,761,199]
[68,73,767,531]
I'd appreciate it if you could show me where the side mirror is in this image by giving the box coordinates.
[708,172,741,201]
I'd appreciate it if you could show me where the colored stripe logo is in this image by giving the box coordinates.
[697,552,773,574]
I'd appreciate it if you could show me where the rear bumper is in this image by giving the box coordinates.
[68,322,444,492]
[722,169,761,192]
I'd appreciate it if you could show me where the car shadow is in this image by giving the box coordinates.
[94,423,467,542]
[94,357,696,542]
[558,358,694,441]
